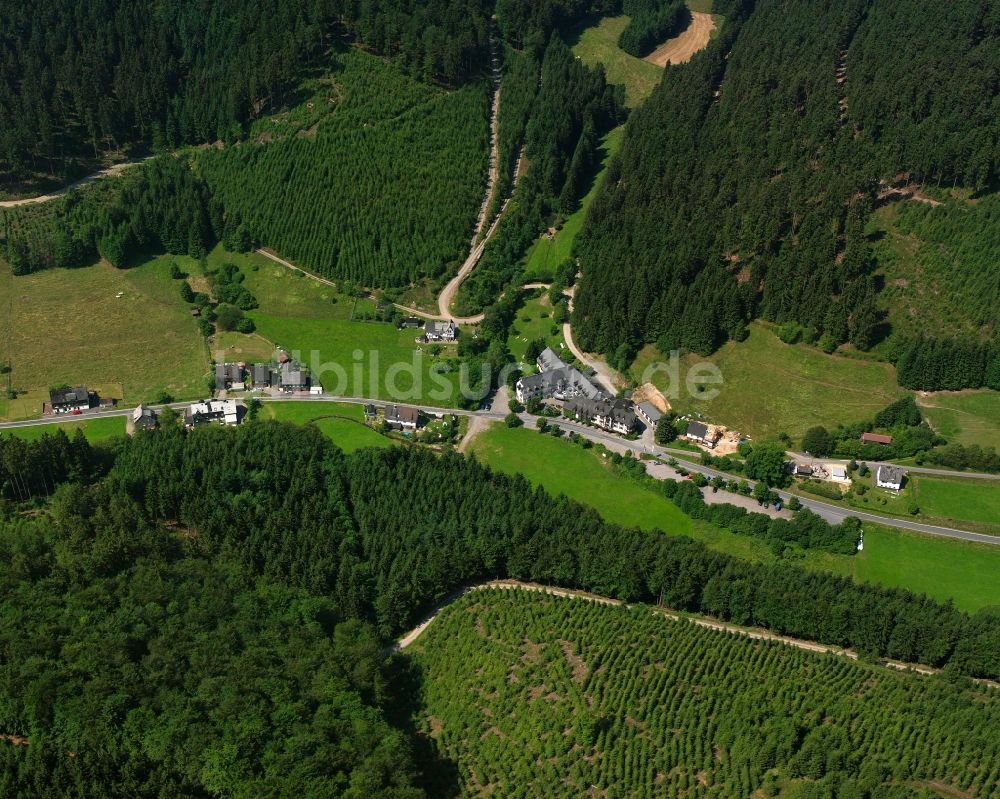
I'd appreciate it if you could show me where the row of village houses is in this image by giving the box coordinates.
[514,348,662,436]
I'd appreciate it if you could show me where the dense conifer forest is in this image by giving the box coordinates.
[0,0,492,190]
[2,424,999,795]
[573,0,1000,383]
[416,590,1000,797]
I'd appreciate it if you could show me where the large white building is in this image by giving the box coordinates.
[515,347,605,404]
[185,399,241,427]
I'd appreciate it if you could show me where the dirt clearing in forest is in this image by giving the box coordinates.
[644,12,716,67]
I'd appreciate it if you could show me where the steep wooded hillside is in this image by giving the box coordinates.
[0,0,491,192]
[573,0,1000,376]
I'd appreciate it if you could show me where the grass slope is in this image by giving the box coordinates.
[262,401,392,453]
[631,323,904,440]
[523,126,624,281]
[0,256,209,419]
[411,589,1000,798]
[468,423,1000,611]
[566,17,664,108]
[917,390,1000,450]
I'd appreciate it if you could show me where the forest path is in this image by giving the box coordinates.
[644,12,717,67]
[563,285,622,395]
[390,580,998,687]
[0,157,153,207]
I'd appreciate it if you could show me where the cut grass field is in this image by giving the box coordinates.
[0,256,210,419]
[850,523,1000,613]
[261,400,392,453]
[912,475,1000,529]
[917,390,1000,450]
[566,17,663,108]
[522,127,623,281]
[1,415,126,443]
[468,423,1000,612]
[631,323,905,441]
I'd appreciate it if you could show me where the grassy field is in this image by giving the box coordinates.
[631,323,905,441]
[468,423,1000,611]
[1,415,126,443]
[251,315,461,405]
[566,17,663,107]
[912,475,1000,528]
[917,390,1000,450]
[261,400,393,453]
[851,523,1000,612]
[507,290,569,364]
[523,127,623,281]
[0,256,210,419]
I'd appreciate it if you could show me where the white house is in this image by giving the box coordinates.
[875,464,906,491]
[185,399,241,427]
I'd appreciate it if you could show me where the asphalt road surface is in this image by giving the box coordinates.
[2,395,997,546]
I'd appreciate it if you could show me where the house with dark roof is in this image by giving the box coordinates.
[364,403,377,419]
[635,401,661,427]
[280,362,308,392]
[875,464,906,491]
[384,404,420,430]
[131,404,157,432]
[423,320,458,342]
[685,421,721,448]
[215,363,245,391]
[566,397,637,436]
[49,386,93,414]
[252,364,271,389]
[398,317,423,330]
[861,432,893,445]
[794,463,814,477]
[184,399,241,427]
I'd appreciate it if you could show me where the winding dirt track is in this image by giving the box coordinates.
[390,581,998,688]
[0,158,152,208]
[644,12,717,67]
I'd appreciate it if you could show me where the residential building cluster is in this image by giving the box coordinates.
[215,356,322,395]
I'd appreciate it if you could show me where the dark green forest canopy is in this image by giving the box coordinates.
[573,0,1000,371]
[2,423,1000,794]
[0,0,493,189]
[2,423,1000,795]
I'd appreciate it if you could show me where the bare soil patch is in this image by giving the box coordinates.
[644,12,716,67]
[632,382,670,413]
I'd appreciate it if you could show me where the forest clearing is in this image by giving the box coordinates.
[643,10,718,66]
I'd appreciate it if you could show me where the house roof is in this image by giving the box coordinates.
[794,463,813,475]
[364,403,376,415]
[636,401,661,423]
[280,362,307,386]
[536,347,568,373]
[686,421,709,439]
[567,397,637,428]
[253,364,270,382]
[385,404,419,424]
[876,464,906,484]
[426,320,457,335]
[50,386,90,405]
[830,465,847,478]
[861,432,893,445]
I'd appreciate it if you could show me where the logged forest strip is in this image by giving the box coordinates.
[393,581,999,687]
[0,157,153,207]
[643,12,716,67]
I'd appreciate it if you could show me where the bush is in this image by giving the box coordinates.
[505,412,523,428]
[235,317,256,334]
[214,304,244,332]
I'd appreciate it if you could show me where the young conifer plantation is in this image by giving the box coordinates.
[414,590,1000,798]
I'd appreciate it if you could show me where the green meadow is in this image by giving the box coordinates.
[917,390,1000,450]
[0,256,209,418]
[1,415,126,444]
[566,17,663,108]
[467,423,1000,612]
[632,323,904,441]
[507,290,570,365]
[912,475,1000,530]
[262,400,393,453]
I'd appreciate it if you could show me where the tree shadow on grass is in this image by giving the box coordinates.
[383,653,461,797]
